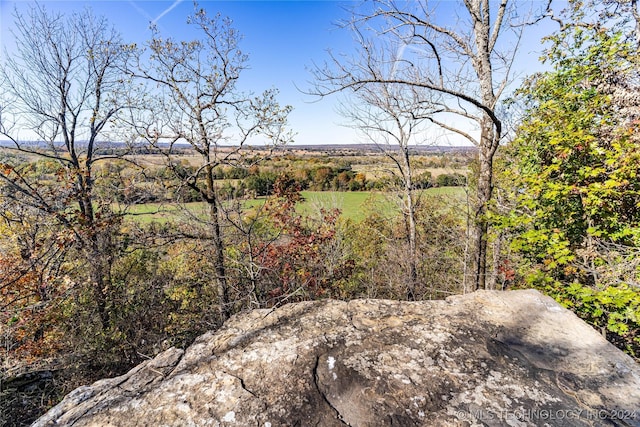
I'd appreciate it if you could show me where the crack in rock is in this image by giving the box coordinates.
[313,355,350,426]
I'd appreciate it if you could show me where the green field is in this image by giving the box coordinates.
[298,191,391,221]
[299,187,465,221]
[120,187,465,224]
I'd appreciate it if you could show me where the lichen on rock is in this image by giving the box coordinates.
[33,290,640,427]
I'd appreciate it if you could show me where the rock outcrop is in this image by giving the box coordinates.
[34,290,640,426]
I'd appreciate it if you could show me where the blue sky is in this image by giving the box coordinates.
[1,0,362,145]
[0,1,555,146]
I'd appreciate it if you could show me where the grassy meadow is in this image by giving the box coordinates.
[119,187,466,224]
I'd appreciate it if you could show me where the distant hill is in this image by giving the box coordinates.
[274,143,477,155]
[0,140,477,156]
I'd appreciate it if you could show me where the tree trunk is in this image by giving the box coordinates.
[472,120,496,291]
[210,200,230,320]
[489,233,502,290]
[405,189,418,300]
[401,148,418,300]
[77,162,112,331]
[88,233,112,331]
[205,164,230,321]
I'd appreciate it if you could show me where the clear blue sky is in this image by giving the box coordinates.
[1,0,363,145]
[0,1,555,146]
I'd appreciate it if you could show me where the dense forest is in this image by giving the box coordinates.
[1,0,639,425]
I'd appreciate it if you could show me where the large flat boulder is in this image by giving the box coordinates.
[33,290,640,426]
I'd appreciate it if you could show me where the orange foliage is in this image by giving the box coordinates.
[0,254,64,363]
[255,175,354,302]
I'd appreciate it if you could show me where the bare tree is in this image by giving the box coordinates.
[338,76,437,299]
[130,7,292,320]
[312,0,545,290]
[0,5,134,329]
